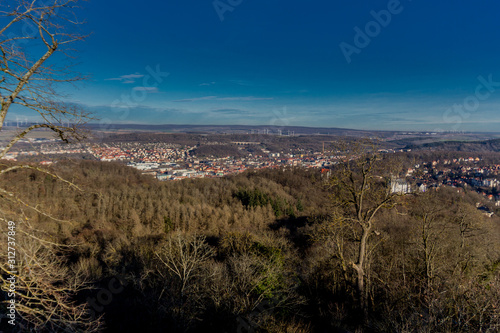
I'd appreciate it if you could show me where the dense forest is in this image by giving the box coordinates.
[1,152,500,332]
[403,138,500,152]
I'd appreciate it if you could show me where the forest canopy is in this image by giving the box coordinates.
[1,154,499,332]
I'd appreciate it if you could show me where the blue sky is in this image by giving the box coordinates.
[8,0,500,131]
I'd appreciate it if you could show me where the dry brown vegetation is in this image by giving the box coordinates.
[1,153,500,332]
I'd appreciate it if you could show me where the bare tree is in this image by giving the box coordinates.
[328,140,402,315]
[410,193,447,290]
[454,200,480,249]
[0,0,91,216]
[0,217,101,332]
[0,0,90,158]
[0,1,99,331]
[155,232,214,298]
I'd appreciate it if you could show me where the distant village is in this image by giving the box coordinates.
[3,137,500,215]
[88,141,341,179]
[391,156,500,217]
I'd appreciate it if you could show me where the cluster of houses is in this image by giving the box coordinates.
[1,142,87,161]
[391,157,500,216]
[90,142,189,163]
[88,142,343,181]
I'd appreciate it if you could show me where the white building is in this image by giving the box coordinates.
[390,178,412,194]
[483,179,498,187]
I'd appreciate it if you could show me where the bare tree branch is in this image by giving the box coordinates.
[0,2,100,330]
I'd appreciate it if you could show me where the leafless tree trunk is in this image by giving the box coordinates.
[0,0,91,158]
[0,1,99,331]
[155,232,214,298]
[454,202,479,249]
[0,217,101,332]
[328,140,402,317]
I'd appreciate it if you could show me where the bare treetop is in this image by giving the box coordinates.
[0,0,90,158]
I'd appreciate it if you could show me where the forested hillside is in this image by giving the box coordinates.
[1,158,500,332]
[403,138,500,152]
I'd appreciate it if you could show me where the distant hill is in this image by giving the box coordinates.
[91,124,500,153]
[404,138,500,152]
[87,123,398,137]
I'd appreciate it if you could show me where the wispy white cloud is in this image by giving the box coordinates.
[209,108,250,115]
[133,87,159,93]
[172,96,273,102]
[172,96,217,102]
[121,73,144,80]
[218,96,273,101]
[105,73,145,83]
[199,81,216,86]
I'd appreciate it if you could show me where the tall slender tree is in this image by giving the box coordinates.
[328,140,402,317]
